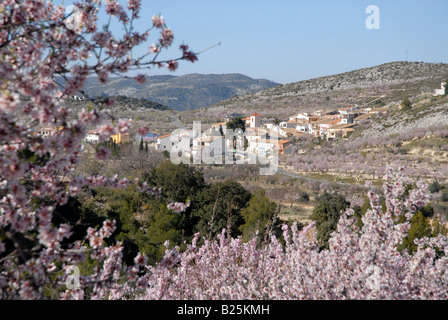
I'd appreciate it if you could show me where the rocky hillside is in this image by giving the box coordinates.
[81,73,279,111]
[188,61,448,123]
[359,95,448,139]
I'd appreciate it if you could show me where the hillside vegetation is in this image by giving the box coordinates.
[184,61,448,123]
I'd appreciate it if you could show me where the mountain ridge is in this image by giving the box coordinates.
[190,61,448,119]
[81,73,280,111]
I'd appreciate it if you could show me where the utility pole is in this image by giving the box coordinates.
[405,50,409,62]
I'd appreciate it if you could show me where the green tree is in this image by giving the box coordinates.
[310,193,349,250]
[145,197,188,263]
[401,97,412,110]
[226,117,246,133]
[239,189,280,243]
[441,191,448,202]
[226,117,246,156]
[146,161,206,202]
[139,137,144,151]
[428,181,442,193]
[192,180,251,239]
[397,211,432,254]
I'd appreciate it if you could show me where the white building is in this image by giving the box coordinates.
[249,113,262,128]
[156,134,172,151]
[434,82,447,96]
[192,135,226,164]
[156,131,192,154]
[338,106,359,115]
[279,120,300,129]
[85,131,100,143]
[296,123,310,133]
[289,112,316,122]
[35,127,64,137]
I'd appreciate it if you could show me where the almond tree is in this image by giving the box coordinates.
[136,169,448,300]
[0,0,196,299]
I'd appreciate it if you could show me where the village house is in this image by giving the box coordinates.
[137,131,159,143]
[210,122,227,133]
[289,112,319,122]
[339,113,355,124]
[110,132,131,144]
[156,134,172,151]
[338,106,359,115]
[316,119,340,137]
[249,113,262,128]
[353,113,375,124]
[315,109,339,116]
[85,131,100,143]
[156,131,192,156]
[277,127,307,139]
[248,137,293,157]
[35,126,64,136]
[326,123,358,140]
[434,81,447,96]
[192,134,225,162]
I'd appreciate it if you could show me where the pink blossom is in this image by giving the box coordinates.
[0,0,195,300]
[135,74,146,84]
[160,28,174,48]
[117,118,132,134]
[152,15,165,28]
[96,147,111,161]
[134,253,147,266]
[137,125,149,136]
[167,60,178,72]
[180,44,198,63]
[149,44,160,54]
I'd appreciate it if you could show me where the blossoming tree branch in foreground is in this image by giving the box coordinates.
[0,0,195,299]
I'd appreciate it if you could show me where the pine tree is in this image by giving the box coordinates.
[139,137,144,151]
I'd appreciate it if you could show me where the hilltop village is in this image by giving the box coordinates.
[32,104,390,161]
[31,80,447,162]
[141,104,389,161]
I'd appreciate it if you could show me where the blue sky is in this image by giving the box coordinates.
[90,1,448,84]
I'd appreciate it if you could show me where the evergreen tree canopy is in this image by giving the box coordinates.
[310,193,349,249]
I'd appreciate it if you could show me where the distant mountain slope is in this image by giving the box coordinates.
[191,61,448,122]
[81,73,279,111]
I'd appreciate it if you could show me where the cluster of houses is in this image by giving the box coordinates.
[185,104,389,159]
[84,131,131,144]
[28,81,446,166]
[272,104,389,141]
[153,112,297,163]
[32,126,132,145]
[32,103,389,162]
